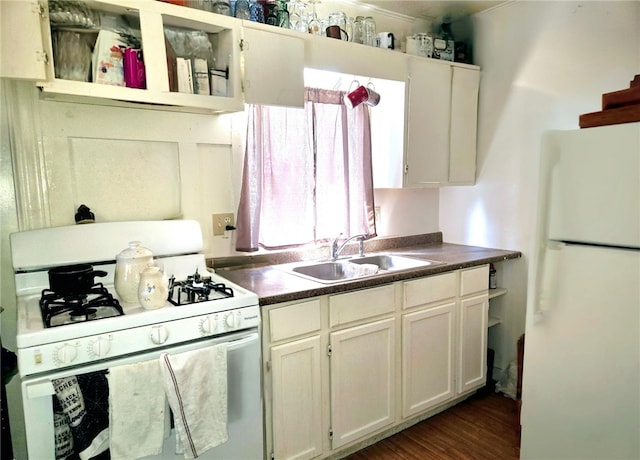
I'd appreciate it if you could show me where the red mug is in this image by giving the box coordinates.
[344,84,380,108]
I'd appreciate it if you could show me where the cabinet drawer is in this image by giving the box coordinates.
[403,272,456,309]
[329,284,395,327]
[459,265,489,297]
[269,299,321,342]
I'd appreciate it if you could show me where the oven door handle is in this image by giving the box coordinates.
[226,332,259,351]
[25,379,55,399]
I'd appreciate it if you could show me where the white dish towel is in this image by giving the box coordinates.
[108,360,168,460]
[160,344,229,459]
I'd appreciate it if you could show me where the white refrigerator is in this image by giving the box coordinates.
[520,122,640,459]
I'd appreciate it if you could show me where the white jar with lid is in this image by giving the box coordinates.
[114,241,153,305]
[138,264,168,310]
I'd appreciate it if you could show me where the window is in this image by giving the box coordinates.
[235,87,376,251]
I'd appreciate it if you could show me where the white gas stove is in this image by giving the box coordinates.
[8,220,264,460]
[11,220,259,377]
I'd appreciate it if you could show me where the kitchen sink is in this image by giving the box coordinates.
[349,254,436,271]
[291,261,357,281]
[281,254,441,284]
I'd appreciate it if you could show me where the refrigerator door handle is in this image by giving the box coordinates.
[534,241,565,319]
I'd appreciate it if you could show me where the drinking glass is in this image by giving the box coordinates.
[362,16,376,46]
[352,16,363,43]
[276,0,290,28]
[293,1,309,33]
[306,0,322,35]
[235,0,251,19]
[265,1,278,25]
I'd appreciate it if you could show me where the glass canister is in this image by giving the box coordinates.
[328,11,347,32]
[138,264,169,310]
[362,16,376,46]
[352,16,364,44]
[114,241,154,305]
[235,0,251,19]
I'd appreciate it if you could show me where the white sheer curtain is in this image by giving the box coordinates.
[236,87,376,251]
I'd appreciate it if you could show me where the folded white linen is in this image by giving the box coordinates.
[344,262,379,277]
[108,360,168,460]
[160,344,228,459]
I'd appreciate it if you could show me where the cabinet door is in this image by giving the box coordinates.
[330,318,395,449]
[241,24,304,108]
[404,58,452,186]
[458,293,489,394]
[0,0,47,80]
[271,336,323,460]
[449,67,479,184]
[402,302,455,417]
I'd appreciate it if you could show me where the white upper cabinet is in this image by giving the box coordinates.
[0,0,48,80]
[405,58,452,186]
[241,22,304,108]
[304,33,408,82]
[2,0,245,111]
[404,57,480,187]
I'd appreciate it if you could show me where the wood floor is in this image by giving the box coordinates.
[345,390,521,460]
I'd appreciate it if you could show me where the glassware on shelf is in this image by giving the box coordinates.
[265,1,278,25]
[328,11,346,32]
[352,16,363,43]
[288,0,300,30]
[362,16,376,46]
[306,0,321,35]
[289,1,309,33]
[212,0,232,15]
[235,0,251,19]
[276,0,290,29]
[52,30,93,82]
[249,1,265,22]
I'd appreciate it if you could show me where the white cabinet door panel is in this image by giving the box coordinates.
[0,0,47,80]
[402,302,455,417]
[405,58,452,186]
[330,318,395,448]
[271,336,323,460]
[242,25,304,108]
[449,67,479,184]
[458,294,488,393]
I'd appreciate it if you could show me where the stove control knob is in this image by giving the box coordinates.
[89,336,112,358]
[55,343,78,365]
[200,315,218,335]
[224,311,237,330]
[150,325,169,345]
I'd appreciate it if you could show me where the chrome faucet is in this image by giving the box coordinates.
[331,233,368,261]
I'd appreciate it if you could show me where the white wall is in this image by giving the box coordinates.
[439,0,640,369]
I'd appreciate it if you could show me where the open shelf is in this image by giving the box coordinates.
[488,287,507,300]
[488,316,501,328]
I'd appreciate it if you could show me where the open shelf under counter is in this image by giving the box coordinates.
[488,287,508,300]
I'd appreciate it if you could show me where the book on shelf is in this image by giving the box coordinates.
[192,58,210,95]
[176,57,193,94]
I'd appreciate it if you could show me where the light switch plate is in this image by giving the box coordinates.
[212,213,234,236]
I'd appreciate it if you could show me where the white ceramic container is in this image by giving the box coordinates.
[114,241,153,305]
[137,264,168,310]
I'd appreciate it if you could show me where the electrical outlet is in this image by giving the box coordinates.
[374,206,381,223]
[212,213,234,236]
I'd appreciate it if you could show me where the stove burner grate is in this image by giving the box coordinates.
[168,270,234,306]
[40,283,124,328]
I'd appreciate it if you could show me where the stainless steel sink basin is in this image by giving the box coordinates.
[291,261,355,281]
[281,254,440,284]
[349,254,437,271]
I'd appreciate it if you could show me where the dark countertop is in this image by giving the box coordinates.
[212,234,521,306]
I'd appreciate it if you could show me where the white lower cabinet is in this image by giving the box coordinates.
[457,266,489,394]
[264,265,491,459]
[330,318,396,449]
[271,336,323,460]
[402,302,455,417]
